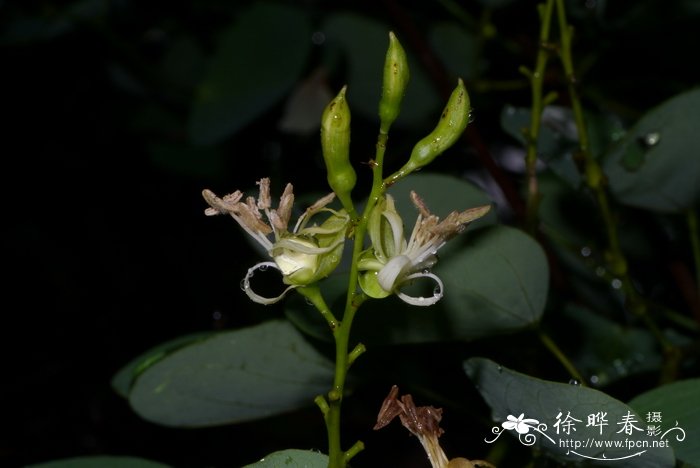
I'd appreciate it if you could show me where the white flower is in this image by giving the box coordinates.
[358,191,490,306]
[202,178,349,305]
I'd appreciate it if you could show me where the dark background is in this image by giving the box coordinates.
[3,1,699,467]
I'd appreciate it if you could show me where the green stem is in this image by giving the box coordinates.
[523,0,556,234]
[538,329,585,385]
[297,286,338,330]
[325,122,392,468]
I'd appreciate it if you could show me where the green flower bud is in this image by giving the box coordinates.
[321,86,356,213]
[379,31,410,134]
[392,79,470,181]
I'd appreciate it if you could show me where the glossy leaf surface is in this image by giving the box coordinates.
[128,320,333,427]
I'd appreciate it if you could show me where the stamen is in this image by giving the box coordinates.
[276,183,295,229]
[256,178,272,210]
[294,193,336,232]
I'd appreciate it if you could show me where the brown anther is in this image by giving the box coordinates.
[256,178,272,210]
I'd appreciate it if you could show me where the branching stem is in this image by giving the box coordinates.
[523,0,555,233]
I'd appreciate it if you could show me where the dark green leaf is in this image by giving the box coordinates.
[26,456,170,468]
[159,36,205,91]
[434,224,548,338]
[1,0,107,45]
[465,357,675,467]
[188,3,311,145]
[128,320,333,427]
[537,172,601,247]
[243,449,329,467]
[559,304,662,388]
[429,22,480,81]
[111,331,213,399]
[602,88,700,212]
[629,379,700,467]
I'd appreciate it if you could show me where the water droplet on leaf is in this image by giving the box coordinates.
[641,131,661,147]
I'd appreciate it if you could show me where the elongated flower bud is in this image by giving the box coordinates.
[321,86,356,213]
[379,31,410,134]
[392,79,470,181]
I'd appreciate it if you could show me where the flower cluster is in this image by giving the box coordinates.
[203,178,489,307]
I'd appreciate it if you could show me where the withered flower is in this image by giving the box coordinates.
[374,385,496,468]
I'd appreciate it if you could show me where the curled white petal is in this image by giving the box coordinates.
[242,261,297,305]
[395,271,444,306]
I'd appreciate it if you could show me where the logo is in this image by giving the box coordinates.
[485,410,686,462]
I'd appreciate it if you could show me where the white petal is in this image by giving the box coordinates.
[382,209,406,258]
[395,271,444,306]
[242,261,297,305]
[377,255,412,292]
